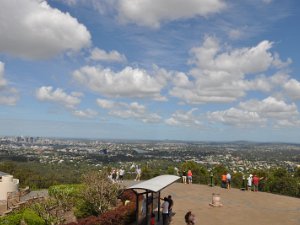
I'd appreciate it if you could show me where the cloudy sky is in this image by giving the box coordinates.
[0,0,300,142]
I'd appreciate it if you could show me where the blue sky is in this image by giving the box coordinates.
[1,0,300,142]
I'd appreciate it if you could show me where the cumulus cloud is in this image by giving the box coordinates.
[0,62,7,88]
[283,79,300,100]
[165,108,202,127]
[0,0,91,59]
[117,0,226,27]
[208,108,265,127]
[170,36,290,104]
[72,109,98,118]
[0,62,19,106]
[96,98,161,123]
[36,86,81,109]
[73,66,169,100]
[239,97,299,119]
[208,97,300,128]
[89,48,127,62]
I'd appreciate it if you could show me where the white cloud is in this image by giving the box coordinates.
[239,97,299,119]
[96,99,161,123]
[283,79,300,100]
[227,28,244,40]
[170,36,290,104]
[0,62,19,106]
[73,66,169,100]
[117,0,226,27]
[0,62,7,88]
[189,37,274,75]
[89,48,127,62]
[96,99,117,109]
[0,0,91,59]
[165,108,202,127]
[36,86,81,109]
[208,97,300,128]
[208,108,265,127]
[72,109,98,118]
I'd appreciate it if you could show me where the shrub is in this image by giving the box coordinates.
[23,209,45,225]
[0,209,45,225]
[0,212,22,225]
[80,171,120,216]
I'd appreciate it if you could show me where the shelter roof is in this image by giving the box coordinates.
[0,171,9,177]
[127,175,180,193]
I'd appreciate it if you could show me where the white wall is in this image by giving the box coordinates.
[0,175,19,201]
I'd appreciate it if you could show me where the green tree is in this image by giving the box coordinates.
[211,164,227,186]
[181,161,209,184]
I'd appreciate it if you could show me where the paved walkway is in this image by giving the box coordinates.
[158,183,300,225]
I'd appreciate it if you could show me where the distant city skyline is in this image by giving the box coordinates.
[1,0,300,143]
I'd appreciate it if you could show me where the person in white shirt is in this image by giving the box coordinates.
[161,197,169,225]
[247,174,253,191]
[226,172,232,189]
[119,168,125,182]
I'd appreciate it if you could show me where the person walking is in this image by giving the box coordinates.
[135,166,141,181]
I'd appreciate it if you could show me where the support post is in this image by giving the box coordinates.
[135,192,139,225]
[146,192,150,224]
[157,191,161,222]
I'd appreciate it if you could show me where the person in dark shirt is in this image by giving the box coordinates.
[167,195,174,218]
[182,170,187,184]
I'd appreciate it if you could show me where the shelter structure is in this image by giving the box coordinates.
[0,171,19,201]
[126,175,180,225]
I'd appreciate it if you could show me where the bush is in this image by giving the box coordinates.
[80,171,120,216]
[23,209,45,225]
[0,212,22,225]
[0,209,45,225]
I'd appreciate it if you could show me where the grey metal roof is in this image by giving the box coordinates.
[0,171,9,177]
[127,175,180,192]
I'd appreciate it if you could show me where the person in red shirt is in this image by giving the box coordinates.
[187,170,193,184]
[252,174,263,192]
[150,213,155,225]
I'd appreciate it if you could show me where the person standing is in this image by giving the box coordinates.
[221,173,227,188]
[150,213,156,225]
[187,169,193,184]
[247,174,253,191]
[119,168,125,183]
[252,174,263,192]
[182,170,187,184]
[161,197,169,225]
[226,172,231,189]
[167,195,174,219]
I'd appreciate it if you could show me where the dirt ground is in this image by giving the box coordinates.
[157,183,300,225]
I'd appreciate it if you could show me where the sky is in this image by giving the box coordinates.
[0,0,300,142]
